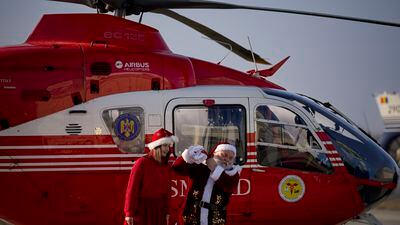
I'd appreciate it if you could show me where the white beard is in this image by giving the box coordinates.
[214,158,233,170]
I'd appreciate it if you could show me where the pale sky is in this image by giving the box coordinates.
[1,0,399,137]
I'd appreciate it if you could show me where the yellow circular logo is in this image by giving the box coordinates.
[278,175,305,202]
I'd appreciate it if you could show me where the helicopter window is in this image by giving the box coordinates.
[257,105,307,125]
[263,89,397,182]
[102,107,145,153]
[313,110,372,178]
[313,109,397,182]
[173,105,246,165]
[314,112,359,141]
[255,105,332,173]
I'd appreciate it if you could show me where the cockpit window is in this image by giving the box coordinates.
[314,111,360,144]
[102,107,145,153]
[173,105,246,165]
[263,88,397,183]
[313,110,371,178]
[255,105,333,173]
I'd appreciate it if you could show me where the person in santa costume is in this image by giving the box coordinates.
[172,143,241,225]
[124,128,178,225]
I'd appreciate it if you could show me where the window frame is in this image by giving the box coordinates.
[172,104,248,165]
[101,106,145,153]
[252,98,333,173]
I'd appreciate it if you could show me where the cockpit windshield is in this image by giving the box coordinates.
[299,94,379,143]
[263,88,397,183]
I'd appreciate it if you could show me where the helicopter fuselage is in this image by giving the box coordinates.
[0,13,397,225]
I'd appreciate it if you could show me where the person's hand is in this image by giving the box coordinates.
[125,216,134,225]
[166,214,170,225]
[206,158,217,171]
[185,145,207,164]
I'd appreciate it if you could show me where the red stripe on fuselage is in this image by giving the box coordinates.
[316,132,330,141]
[0,156,139,163]
[0,148,120,156]
[247,133,255,143]
[0,135,115,146]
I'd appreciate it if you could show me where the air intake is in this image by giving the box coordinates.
[65,124,82,135]
[0,119,10,130]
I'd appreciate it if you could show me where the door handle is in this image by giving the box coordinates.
[252,168,266,173]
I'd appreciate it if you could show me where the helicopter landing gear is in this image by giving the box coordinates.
[348,212,383,225]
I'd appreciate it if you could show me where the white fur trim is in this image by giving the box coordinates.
[170,135,179,143]
[147,135,178,150]
[201,176,215,225]
[210,165,224,181]
[214,144,236,156]
[200,204,209,225]
[181,149,193,164]
[225,165,242,176]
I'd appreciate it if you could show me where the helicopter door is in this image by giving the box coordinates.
[248,98,338,223]
[165,97,251,224]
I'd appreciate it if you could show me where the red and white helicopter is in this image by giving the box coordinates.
[0,1,399,225]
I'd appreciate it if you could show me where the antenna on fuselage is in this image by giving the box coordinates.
[247,36,259,74]
[139,12,144,23]
[201,36,233,65]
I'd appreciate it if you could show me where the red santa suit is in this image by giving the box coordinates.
[124,155,171,225]
[172,145,241,225]
[124,128,178,225]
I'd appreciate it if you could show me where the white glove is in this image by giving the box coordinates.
[125,217,134,225]
[182,145,208,164]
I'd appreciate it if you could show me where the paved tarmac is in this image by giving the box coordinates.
[346,209,400,225]
[1,183,399,225]
[346,185,400,225]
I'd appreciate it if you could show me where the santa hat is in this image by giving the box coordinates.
[147,128,178,150]
[214,143,236,156]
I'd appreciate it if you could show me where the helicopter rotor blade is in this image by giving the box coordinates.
[136,0,400,28]
[48,0,97,8]
[152,9,270,65]
[222,3,400,28]
[49,0,400,28]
